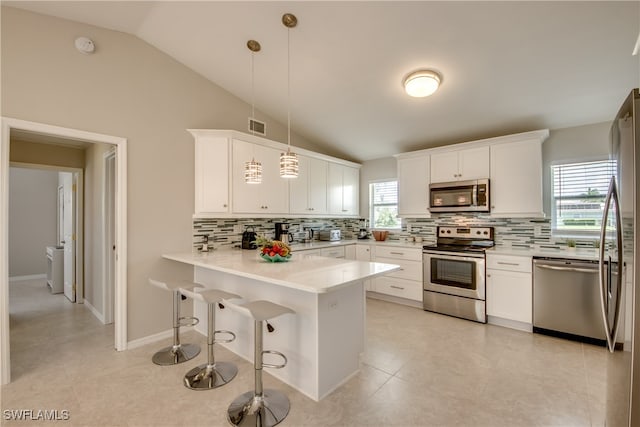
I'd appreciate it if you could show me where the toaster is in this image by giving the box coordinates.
[318,230,341,241]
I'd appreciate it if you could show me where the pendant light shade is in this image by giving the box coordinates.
[279,149,299,178]
[280,13,299,178]
[245,39,262,184]
[244,158,262,184]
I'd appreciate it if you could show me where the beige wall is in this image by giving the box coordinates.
[8,167,59,277]
[83,143,112,315]
[1,6,324,341]
[10,140,85,168]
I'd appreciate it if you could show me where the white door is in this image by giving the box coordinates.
[61,172,75,302]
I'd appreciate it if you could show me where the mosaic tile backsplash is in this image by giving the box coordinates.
[193,213,611,251]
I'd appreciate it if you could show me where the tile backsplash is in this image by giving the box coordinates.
[193,213,609,251]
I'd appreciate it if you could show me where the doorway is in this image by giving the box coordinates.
[1,117,128,385]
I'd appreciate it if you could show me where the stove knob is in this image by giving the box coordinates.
[484,231,488,235]
[476,231,481,235]
[446,230,451,234]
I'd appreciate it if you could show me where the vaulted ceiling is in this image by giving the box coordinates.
[6,1,640,161]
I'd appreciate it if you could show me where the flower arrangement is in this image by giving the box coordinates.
[255,236,292,262]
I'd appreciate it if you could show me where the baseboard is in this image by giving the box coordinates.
[126,326,194,350]
[9,273,46,282]
[366,291,423,309]
[83,298,105,324]
[487,315,533,332]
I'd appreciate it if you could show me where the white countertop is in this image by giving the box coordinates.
[487,246,600,261]
[163,250,400,294]
[291,239,426,251]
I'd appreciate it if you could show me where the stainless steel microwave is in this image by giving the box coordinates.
[429,179,490,213]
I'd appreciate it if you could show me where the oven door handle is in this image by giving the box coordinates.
[423,251,484,263]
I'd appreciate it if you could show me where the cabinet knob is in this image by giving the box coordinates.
[223,204,228,208]
[487,274,491,278]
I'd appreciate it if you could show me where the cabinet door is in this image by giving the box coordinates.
[232,140,289,214]
[490,140,543,217]
[486,269,532,323]
[341,166,359,215]
[289,155,311,214]
[195,138,229,214]
[458,146,490,180]
[308,157,328,214]
[398,156,430,217]
[328,163,359,216]
[430,151,459,183]
[355,245,371,261]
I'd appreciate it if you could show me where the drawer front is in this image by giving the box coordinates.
[373,277,422,301]
[375,246,422,261]
[375,256,422,281]
[486,254,532,273]
[320,246,346,258]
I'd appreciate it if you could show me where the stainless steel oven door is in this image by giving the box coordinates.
[423,251,485,300]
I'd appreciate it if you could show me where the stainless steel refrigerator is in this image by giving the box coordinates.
[601,88,639,426]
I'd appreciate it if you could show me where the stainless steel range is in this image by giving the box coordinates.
[422,226,494,323]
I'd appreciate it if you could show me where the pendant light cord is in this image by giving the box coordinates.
[287,26,291,150]
[251,51,255,136]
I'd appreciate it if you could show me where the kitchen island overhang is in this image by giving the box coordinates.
[162,250,400,401]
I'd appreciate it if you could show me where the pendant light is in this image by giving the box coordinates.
[280,13,299,178]
[244,39,262,184]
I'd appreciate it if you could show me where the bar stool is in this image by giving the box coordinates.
[227,300,295,427]
[148,278,203,365]
[179,287,241,390]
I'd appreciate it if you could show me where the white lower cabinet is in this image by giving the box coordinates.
[354,244,372,291]
[371,246,422,302]
[320,246,346,259]
[486,254,533,329]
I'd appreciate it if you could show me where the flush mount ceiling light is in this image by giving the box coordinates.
[280,13,299,179]
[245,39,262,184]
[403,70,442,97]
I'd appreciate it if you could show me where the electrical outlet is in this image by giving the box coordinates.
[233,224,243,233]
[406,223,412,233]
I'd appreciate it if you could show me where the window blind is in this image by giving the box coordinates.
[551,160,616,233]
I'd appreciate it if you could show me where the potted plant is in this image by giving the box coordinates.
[566,239,577,251]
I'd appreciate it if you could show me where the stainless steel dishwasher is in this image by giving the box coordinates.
[533,257,613,345]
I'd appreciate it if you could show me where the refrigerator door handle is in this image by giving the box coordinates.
[598,177,623,353]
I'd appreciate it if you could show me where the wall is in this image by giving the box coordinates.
[83,143,112,316]
[8,167,58,277]
[542,121,610,214]
[1,6,325,341]
[10,139,85,169]
[358,157,397,220]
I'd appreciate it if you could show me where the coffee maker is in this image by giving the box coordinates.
[274,222,292,243]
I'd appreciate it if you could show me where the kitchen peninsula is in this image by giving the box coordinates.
[163,250,399,401]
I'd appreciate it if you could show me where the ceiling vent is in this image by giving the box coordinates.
[248,118,266,136]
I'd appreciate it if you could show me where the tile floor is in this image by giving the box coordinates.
[2,278,612,426]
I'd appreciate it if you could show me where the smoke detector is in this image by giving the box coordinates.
[75,37,95,55]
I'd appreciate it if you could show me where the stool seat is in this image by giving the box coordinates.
[231,300,294,321]
[149,278,204,292]
[181,288,241,305]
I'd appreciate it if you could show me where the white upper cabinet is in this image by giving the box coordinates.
[328,162,359,216]
[191,131,229,215]
[289,155,328,215]
[430,146,490,183]
[190,130,360,217]
[232,139,289,214]
[397,155,430,217]
[490,138,545,217]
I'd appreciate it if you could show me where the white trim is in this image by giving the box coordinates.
[1,117,128,385]
[126,326,195,350]
[8,274,46,282]
[84,298,105,324]
[487,315,533,333]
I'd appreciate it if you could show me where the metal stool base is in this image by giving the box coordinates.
[152,343,200,365]
[227,389,290,427]
[184,361,238,390]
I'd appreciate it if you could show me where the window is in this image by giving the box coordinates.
[369,180,400,229]
[551,159,616,235]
